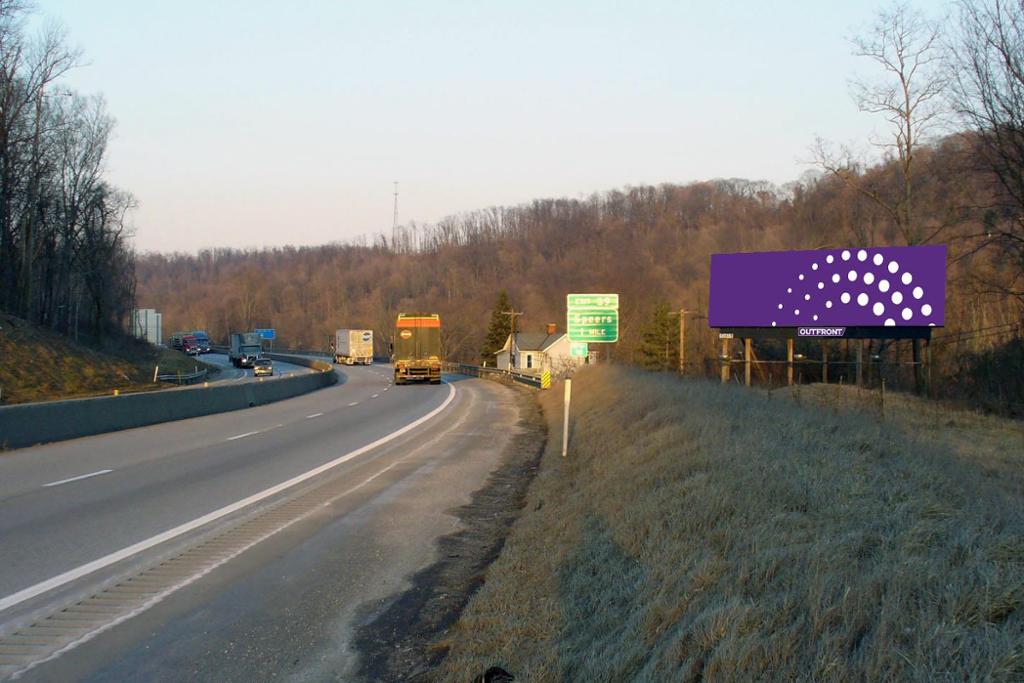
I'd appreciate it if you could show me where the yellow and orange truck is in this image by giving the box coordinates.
[393,313,441,385]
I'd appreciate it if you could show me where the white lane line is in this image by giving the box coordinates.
[226,431,260,441]
[348,402,359,407]
[305,413,323,419]
[10,433,444,680]
[371,394,379,399]
[42,469,113,488]
[0,381,456,615]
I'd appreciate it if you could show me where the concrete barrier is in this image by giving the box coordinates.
[0,355,338,451]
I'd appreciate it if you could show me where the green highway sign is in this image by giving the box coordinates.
[567,293,618,309]
[570,341,589,357]
[567,293,619,343]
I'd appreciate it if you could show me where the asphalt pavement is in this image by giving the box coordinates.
[0,365,524,681]
[200,352,313,383]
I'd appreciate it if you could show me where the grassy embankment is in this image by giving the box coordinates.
[0,314,218,404]
[436,365,1024,681]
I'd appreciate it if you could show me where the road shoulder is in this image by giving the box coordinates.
[352,385,546,681]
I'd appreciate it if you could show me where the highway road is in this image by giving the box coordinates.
[201,352,313,383]
[0,365,525,681]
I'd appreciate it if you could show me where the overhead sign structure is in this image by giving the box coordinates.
[569,341,589,357]
[709,245,946,331]
[567,293,619,343]
[255,328,276,340]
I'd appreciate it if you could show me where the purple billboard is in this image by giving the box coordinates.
[709,245,946,328]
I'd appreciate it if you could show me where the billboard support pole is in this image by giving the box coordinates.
[822,342,829,384]
[744,338,752,387]
[787,339,794,386]
[855,341,864,386]
[925,340,932,396]
[720,338,730,384]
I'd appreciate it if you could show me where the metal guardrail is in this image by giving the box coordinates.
[156,369,208,385]
[442,362,549,389]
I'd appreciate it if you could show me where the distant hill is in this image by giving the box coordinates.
[136,136,1021,405]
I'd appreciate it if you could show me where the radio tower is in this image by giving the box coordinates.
[392,181,399,250]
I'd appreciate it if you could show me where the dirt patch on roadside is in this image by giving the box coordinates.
[352,386,546,682]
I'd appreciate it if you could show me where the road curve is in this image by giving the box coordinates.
[0,367,525,681]
[200,352,313,383]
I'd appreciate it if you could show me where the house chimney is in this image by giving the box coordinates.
[546,323,557,335]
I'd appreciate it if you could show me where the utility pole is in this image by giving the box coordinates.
[668,308,691,375]
[502,309,523,371]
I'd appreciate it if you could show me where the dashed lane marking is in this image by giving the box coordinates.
[42,470,113,489]
[226,431,260,442]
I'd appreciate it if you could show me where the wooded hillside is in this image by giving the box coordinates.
[136,134,1023,410]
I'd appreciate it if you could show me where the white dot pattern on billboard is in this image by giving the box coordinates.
[771,249,938,327]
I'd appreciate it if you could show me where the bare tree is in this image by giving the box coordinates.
[948,0,1024,305]
[814,2,947,247]
[813,2,948,393]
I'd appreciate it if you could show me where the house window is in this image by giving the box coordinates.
[526,354,533,369]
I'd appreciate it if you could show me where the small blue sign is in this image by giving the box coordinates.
[255,328,276,340]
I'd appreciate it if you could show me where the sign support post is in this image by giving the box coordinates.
[720,337,730,384]
[822,342,829,384]
[787,339,794,386]
[855,342,863,386]
[744,338,752,387]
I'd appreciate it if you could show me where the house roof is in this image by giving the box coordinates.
[497,332,565,354]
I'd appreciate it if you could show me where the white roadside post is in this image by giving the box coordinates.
[153,365,159,382]
[562,378,572,457]
[564,293,619,458]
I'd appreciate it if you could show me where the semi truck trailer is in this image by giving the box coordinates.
[334,329,373,365]
[393,313,441,385]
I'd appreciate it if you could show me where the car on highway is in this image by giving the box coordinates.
[253,358,273,377]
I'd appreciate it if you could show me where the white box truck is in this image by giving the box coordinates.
[334,329,373,365]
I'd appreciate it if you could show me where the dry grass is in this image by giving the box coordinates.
[0,314,217,404]
[436,365,1024,682]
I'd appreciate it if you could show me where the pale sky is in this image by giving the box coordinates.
[30,0,952,254]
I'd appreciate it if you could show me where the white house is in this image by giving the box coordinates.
[495,325,587,375]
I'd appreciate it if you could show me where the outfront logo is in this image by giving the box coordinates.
[798,327,846,337]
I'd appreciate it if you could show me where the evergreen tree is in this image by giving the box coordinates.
[480,290,512,364]
[637,302,679,371]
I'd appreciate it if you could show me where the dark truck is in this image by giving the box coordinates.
[393,313,441,385]
[190,330,212,354]
[229,332,263,368]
